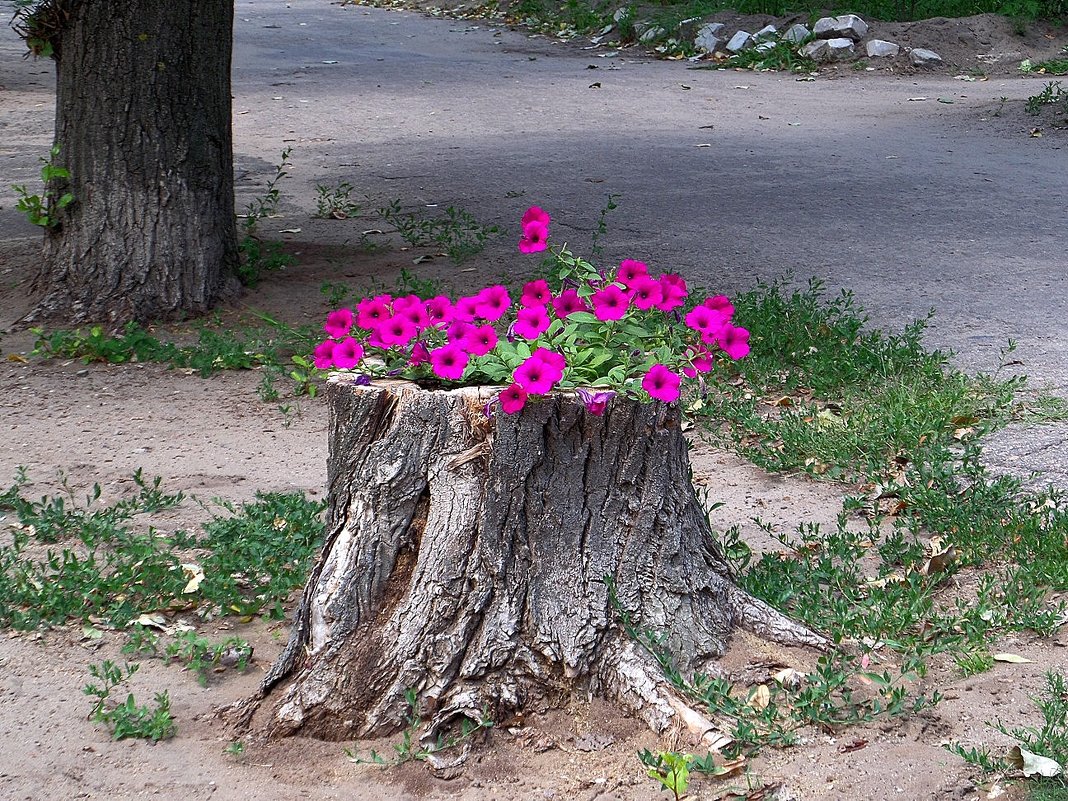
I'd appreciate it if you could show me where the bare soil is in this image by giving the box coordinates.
[2,3,1068,799]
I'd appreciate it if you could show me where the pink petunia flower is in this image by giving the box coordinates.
[499,383,528,414]
[447,320,476,347]
[313,339,336,370]
[552,288,590,319]
[474,285,512,322]
[514,355,557,395]
[453,295,480,322]
[629,275,664,311]
[530,348,566,381]
[378,316,418,347]
[425,295,454,326]
[684,305,727,337]
[409,341,431,367]
[332,337,365,370]
[356,297,391,330]
[430,344,470,380]
[518,220,549,254]
[719,325,750,360]
[682,346,715,378]
[392,294,421,311]
[591,284,631,322]
[324,308,354,339]
[521,279,552,307]
[703,295,734,320]
[617,259,649,288]
[399,301,431,331]
[514,305,551,340]
[521,206,551,227]
[642,364,681,403]
[462,324,498,356]
[576,388,614,416]
[657,274,689,312]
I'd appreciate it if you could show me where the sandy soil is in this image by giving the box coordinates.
[2,3,1068,800]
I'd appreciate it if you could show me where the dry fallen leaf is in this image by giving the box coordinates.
[1007,745,1062,777]
[181,562,205,594]
[748,684,771,711]
[992,653,1034,664]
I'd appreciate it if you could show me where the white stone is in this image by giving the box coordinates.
[782,23,811,43]
[755,40,777,52]
[754,24,778,41]
[612,7,629,23]
[694,23,725,52]
[813,14,868,42]
[866,39,900,58]
[801,40,828,60]
[726,30,755,53]
[636,24,666,43]
[825,37,855,60]
[910,47,943,65]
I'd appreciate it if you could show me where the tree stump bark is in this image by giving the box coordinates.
[252,376,824,743]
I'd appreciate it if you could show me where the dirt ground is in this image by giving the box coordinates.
[2,2,1068,799]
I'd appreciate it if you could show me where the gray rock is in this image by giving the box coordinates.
[612,7,629,22]
[910,47,943,66]
[825,37,855,60]
[866,39,900,58]
[801,40,828,60]
[726,30,755,53]
[754,24,778,41]
[638,25,666,43]
[755,40,777,52]
[782,23,811,43]
[813,14,868,42]
[694,23,726,52]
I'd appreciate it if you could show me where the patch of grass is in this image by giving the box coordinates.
[725,40,816,73]
[162,631,254,685]
[314,180,363,219]
[0,473,325,628]
[378,200,498,264]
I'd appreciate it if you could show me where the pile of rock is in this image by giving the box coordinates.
[689,14,943,68]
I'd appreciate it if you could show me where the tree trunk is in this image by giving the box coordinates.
[250,378,825,744]
[27,0,239,326]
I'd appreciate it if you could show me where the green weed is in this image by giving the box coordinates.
[314,180,362,219]
[163,631,253,685]
[12,143,73,228]
[239,147,296,286]
[83,660,176,742]
[378,200,498,264]
[1026,80,1068,115]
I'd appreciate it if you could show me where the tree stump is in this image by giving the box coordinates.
[252,376,824,743]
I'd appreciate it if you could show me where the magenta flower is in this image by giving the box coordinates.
[392,294,421,311]
[629,275,664,311]
[642,364,681,403]
[657,274,688,312]
[474,285,512,322]
[399,301,431,331]
[324,308,354,339]
[409,341,431,367]
[499,383,528,414]
[447,319,476,347]
[552,288,590,319]
[719,325,750,360]
[521,206,551,227]
[453,295,480,322]
[530,348,566,381]
[521,279,552,307]
[378,316,418,347]
[703,295,735,320]
[685,305,727,337]
[514,355,557,395]
[576,388,614,416]
[313,339,336,369]
[430,344,469,380]
[617,259,649,288]
[426,295,454,326]
[591,285,631,322]
[356,297,391,330]
[519,220,549,253]
[462,324,498,356]
[332,337,365,370]
[514,305,551,340]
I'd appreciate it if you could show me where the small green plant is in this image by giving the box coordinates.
[314,180,362,219]
[378,200,498,264]
[12,143,73,228]
[225,740,246,756]
[1033,48,1068,76]
[639,750,693,799]
[954,649,995,677]
[238,147,296,286]
[1026,81,1067,115]
[83,660,176,742]
[345,688,493,765]
[722,40,816,73]
[164,631,253,685]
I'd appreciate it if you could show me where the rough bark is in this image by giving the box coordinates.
[25,0,239,326]
[251,378,825,743]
